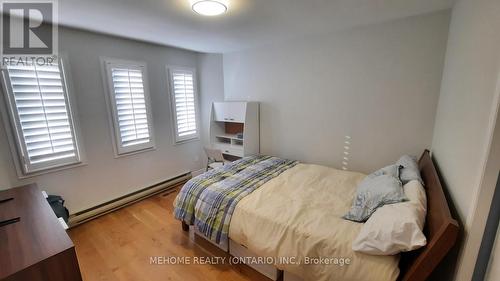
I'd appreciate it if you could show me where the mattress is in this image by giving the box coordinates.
[228,163,400,281]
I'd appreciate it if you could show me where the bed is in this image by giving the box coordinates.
[175,150,459,281]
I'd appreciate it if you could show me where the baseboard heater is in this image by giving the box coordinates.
[67,172,191,228]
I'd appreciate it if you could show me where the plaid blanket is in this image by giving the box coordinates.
[174,155,298,245]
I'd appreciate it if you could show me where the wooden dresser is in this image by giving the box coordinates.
[0,184,82,281]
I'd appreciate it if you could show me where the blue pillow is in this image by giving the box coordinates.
[368,164,401,178]
[343,165,407,222]
[396,155,423,185]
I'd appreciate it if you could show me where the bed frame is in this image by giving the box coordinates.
[181,150,459,281]
[398,150,459,280]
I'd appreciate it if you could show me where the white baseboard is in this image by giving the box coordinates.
[68,173,191,228]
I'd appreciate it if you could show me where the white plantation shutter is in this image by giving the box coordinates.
[111,68,150,146]
[1,61,81,173]
[169,68,199,142]
[104,60,154,155]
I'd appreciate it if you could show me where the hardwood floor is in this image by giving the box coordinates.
[68,186,266,281]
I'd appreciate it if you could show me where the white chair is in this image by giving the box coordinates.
[204,146,229,171]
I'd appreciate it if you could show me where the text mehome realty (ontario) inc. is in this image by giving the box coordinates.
[149,256,352,267]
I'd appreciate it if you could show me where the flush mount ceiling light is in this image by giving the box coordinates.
[191,0,228,16]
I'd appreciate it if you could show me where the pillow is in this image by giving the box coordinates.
[352,180,427,255]
[396,155,423,185]
[343,165,406,222]
[368,164,402,178]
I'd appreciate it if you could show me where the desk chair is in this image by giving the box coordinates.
[204,147,229,171]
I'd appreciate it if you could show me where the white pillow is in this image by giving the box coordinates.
[352,180,427,255]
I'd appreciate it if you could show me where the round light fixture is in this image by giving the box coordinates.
[192,0,228,16]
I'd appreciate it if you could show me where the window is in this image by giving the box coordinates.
[168,67,199,143]
[1,59,82,174]
[103,59,154,155]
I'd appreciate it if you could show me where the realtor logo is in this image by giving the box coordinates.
[1,1,57,57]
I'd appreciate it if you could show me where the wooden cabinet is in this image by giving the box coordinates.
[0,184,82,281]
[210,102,259,158]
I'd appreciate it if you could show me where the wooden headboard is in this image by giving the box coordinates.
[398,150,459,281]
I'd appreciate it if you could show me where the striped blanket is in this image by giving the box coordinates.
[174,155,298,245]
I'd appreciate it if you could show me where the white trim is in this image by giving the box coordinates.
[0,54,86,177]
[166,65,200,144]
[453,71,500,281]
[68,172,191,227]
[464,76,500,230]
[100,57,156,157]
[60,53,87,165]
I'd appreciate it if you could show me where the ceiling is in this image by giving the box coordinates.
[57,0,454,53]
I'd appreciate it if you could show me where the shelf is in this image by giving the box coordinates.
[232,139,243,146]
[215,136,231,144]
[210,101,259,159]
[214,120,245,124]
[214,140,243,148]
[215,134,244,141]
[213,142,244,157]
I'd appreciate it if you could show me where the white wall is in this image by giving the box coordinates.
[223,11,450,173]
[198,53,225,145]
[0,27,219,213]
[430,0,500,280]
[197,53,225,170]
[431,0,500,223]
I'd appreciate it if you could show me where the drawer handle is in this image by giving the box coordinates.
[225,150,229,153]
[229,118,234,121]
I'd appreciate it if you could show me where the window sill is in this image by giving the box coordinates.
[18,161,88,179]
[113,146,156,159]
[174,136,200,145]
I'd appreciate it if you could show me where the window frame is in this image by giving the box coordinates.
[0,56,85,177]
[101,58,155,157]
[167,66,200,144]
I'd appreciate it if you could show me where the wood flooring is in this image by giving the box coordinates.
[68,186,268,281]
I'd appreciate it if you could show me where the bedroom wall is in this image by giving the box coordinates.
[430,0,500,280]
[431,0,500,228]
[198,53,225,146]
[223,11,450,173]
[197,53,225,171]
[0,27,221,213]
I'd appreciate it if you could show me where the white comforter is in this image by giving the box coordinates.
[228,163,400,281]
